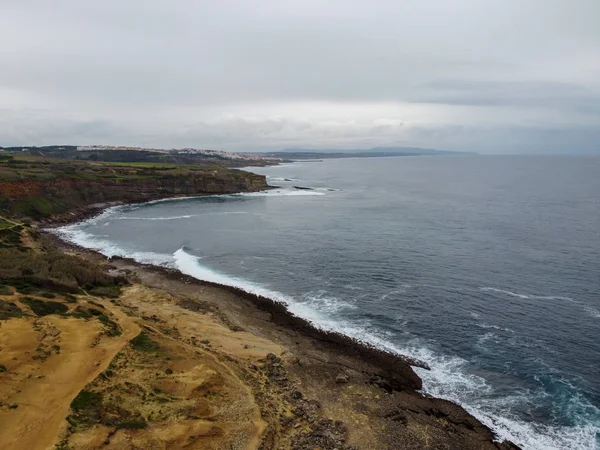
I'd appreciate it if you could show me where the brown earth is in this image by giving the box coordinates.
[0,292,139,450]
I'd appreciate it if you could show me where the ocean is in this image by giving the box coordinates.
[56,155,600,450]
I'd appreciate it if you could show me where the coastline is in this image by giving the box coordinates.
[42,194,521,450]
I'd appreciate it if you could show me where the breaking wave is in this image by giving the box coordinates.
[170,249,599,450]
[51,199,600,450]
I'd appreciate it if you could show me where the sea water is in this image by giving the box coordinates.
[56,155,600,450]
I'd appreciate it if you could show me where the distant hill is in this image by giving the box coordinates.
[265,146,472,160]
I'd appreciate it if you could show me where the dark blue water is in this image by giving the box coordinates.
[57,156,600,449]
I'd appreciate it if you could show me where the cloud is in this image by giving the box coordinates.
[415,80,600,115]
[1,0,599,153]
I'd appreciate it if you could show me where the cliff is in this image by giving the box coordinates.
[0,157,268,220]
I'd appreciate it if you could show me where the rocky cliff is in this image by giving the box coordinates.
[0,158,268,219]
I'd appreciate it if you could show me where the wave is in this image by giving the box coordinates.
[238,189,325,197]
[299,290,358,313]
[170,249,598,450]
[267,177,299,182]
[583,306,600,319]
[115,215,196,221]
[407,345,599,450]
[53,214,600,450]
[480,287,574,301]
[481,287,600,321]
[54,224,173,267]
[114,211,251,221]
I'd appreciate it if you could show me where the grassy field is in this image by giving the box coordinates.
[0,155,219,182]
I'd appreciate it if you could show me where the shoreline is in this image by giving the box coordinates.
[42,193,522,449]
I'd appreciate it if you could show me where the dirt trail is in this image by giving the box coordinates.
[0,302,139,450]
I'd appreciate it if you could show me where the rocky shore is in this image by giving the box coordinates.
[0,157,521,449]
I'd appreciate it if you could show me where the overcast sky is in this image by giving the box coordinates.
[1,1,599,153]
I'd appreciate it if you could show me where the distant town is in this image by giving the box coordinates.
[74,145,272,161]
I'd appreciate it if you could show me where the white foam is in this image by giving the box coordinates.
[583,306,600,319]
[380,285,412,301]
[267,177,299,182]
[173,248,291,304]
[238,189,324,197]
[169,253,600,449]
[480,287,574,301]
[52,220,599,450]
[300,290,358,313]
[408,346,600,450]
[116,215,195,221]
[53,223,173,267]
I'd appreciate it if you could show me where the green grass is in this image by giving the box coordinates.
[130,332,159,352]
[88,285,121,298]
[0,219,14,229]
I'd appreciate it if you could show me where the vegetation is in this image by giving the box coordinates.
[130,332,159,352]
[0,301,23,320]
[0,155,266,219]
[20,297,68,316]
[116,420,148,430]
[70,389,102,412]
[98,313,121,337]
[87,285,121,298]
[0,247,126,294]
[0,285,13,295]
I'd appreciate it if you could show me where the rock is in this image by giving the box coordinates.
[335,374,349,384]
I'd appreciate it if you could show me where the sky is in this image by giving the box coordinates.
[1,0,599,154]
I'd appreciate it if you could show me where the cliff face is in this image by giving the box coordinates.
[0,160,269,219]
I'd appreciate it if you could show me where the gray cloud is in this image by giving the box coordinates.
[1,0,599,153]
[415,81,600,115]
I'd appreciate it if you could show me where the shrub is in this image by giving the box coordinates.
[0,301,23,320]
[21,297,68,316]
[98,314,121,337]
[130,332,159,352]
[0,285,13,295]
[116,420,148,430]
[70,390,102,412]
